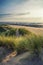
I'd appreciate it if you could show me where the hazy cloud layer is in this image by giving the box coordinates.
[0,0,43,22]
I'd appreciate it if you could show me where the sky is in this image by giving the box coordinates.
[0,0,43,22]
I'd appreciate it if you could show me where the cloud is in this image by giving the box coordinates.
[0,13,11,18]
[15,12,30,15]
[0,0,43,23]
[0,11,30,18]
[1,0,43,14]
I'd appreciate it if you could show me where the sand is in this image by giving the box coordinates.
[0,52,43,65]
[10,25,43,35]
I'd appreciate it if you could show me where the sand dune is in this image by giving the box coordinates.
[10,25,43,35]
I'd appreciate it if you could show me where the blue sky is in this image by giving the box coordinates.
[0,0,27,14]
[0,0,43,22]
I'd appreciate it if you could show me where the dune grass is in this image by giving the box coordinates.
[18,28,31,36]
[0,36,16,50]
[0,26,43,56]
[0,34,43,55]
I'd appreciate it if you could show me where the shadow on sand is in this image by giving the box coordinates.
[0,51,43,65]
[18,55,43,65]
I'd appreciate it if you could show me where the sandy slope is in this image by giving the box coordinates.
[0,52,43,65]
[10,25,43,35]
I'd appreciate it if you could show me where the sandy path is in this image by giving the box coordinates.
[0,52,43,65]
